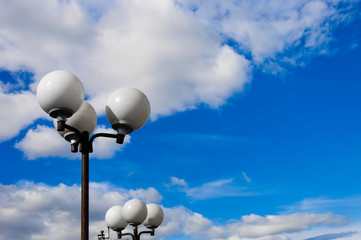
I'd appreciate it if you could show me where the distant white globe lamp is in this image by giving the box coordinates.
[105,206,128,232]
[99,199,164,240]
[143,203,164,229]
[121,199,148,226]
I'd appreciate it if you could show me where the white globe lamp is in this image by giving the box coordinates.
[121,199,148,226]
[54,102,97,142]
[143,204,164,229]
[37,70,85,119]
[105,205,128,232]
[106,87,150,136]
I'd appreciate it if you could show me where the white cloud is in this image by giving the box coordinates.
[176,0,358,72]
[234,213,347,238]
[15,125,73,160]
[167,177,262,200]
[0,181,359,240]
[280,195,361,218]
[242,172,252,183]
[0,181,163,240]
[91,125,131,159]
[15,125,130,160]
[169,177,189,187]
[185,178,252,200]
[285,222,361,240]
[0,0,250,117]
[157,205,351,240]
[304,231,358,240]
[128,187,163,203]
[0,0,358,141]
[0,88,43,141]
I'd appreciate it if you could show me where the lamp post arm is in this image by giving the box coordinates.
[138,229,155,238]
[117,232,135,239]
[89,133,125,152]
[57,120,125,152]
[62,123,83,138]
[56,120,82,138]
[114,227,154,240]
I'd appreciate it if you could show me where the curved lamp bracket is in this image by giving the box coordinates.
[56,120,125,153]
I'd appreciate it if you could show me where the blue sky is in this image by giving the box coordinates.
[0,0,361,239]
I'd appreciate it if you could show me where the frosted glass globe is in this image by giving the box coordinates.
[37,70,84,118]
[106,87,150,134]
[54,102,97,141]
[143,204,164,229]
[105,205,128,231]
[121,199,147,226]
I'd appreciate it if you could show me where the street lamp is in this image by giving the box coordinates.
[98,199,164,240]
[36,70,151,240]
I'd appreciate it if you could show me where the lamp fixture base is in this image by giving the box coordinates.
[49,107,73,118]
[112,123,133,144]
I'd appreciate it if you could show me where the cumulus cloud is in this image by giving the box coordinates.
[128,187,163,203]
[0,88,43,141]
[1,0,357,144]
[0,0,250,117]
[169,177,189,187]
[152,204,350,240]
[0,181,162,240]
[15,125,73,159]
[177,0,358,65]
[15,125,130,160]
[0,181,357,240]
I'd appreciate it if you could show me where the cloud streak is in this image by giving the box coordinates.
[281,195,361,216]
[168,177,259,200]
[305,231,358,240]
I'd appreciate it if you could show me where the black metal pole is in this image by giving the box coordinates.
[81,131,90,240]
[133,227,139,240]
[60,122,122,240]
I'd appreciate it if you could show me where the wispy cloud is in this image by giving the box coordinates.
[167,177,259,200]
[168,177,189,187]
[280,195,361,215]
[242,172,252,183]
[305,231,358,240]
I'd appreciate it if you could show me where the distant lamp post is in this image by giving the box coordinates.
[98,199,164,240]
[36,70,151,240]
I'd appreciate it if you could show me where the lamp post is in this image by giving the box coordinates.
[98,199,164,240]
[36,70,151,240]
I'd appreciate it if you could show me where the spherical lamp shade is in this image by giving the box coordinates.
[105,87,150,135]
[121,199,147,226]
[143,204,164,229]
[54,102,97,142]
[105,205,128,232]
[37,70,85,118]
